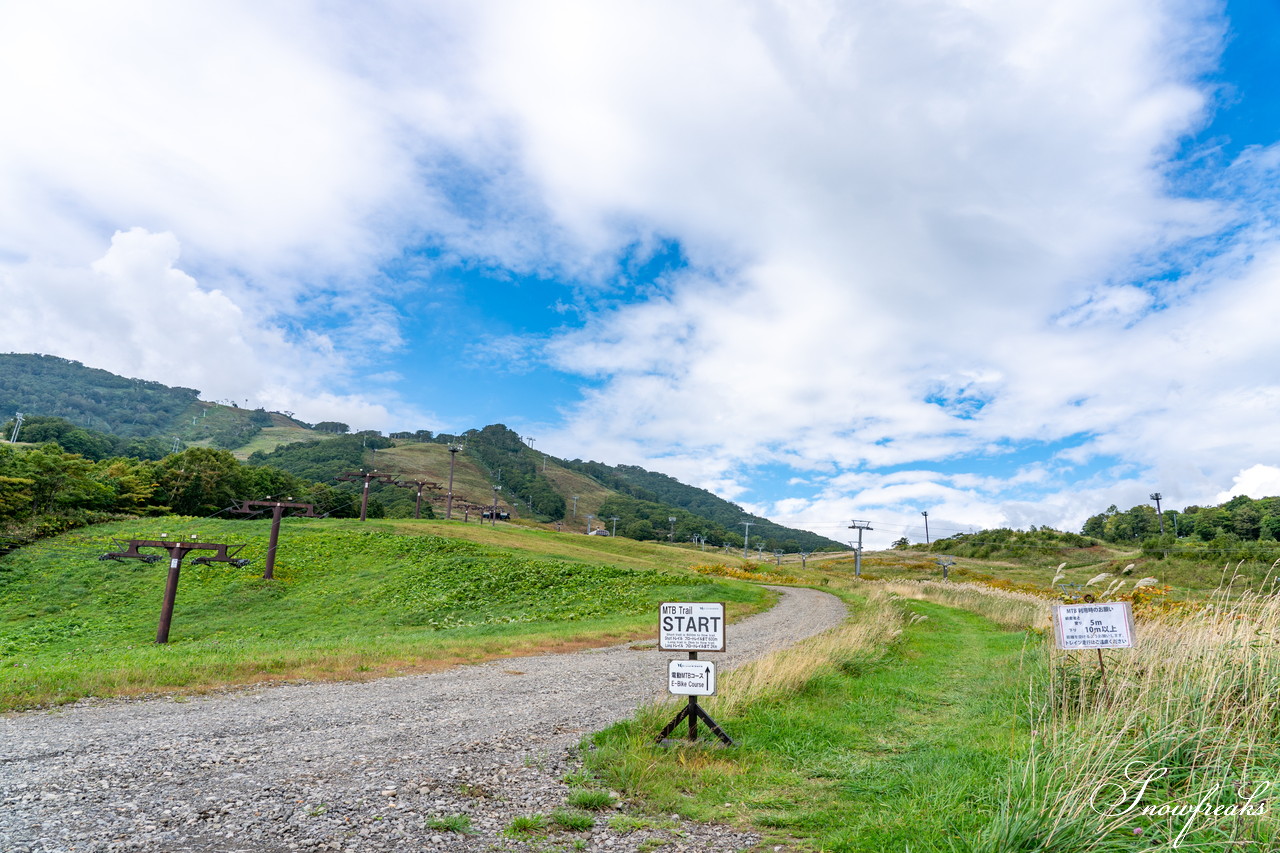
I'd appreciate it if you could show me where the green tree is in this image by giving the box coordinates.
[1232,503,1262,540]
[23,444,111,513]
[314,421,350,434]
[156,448,247,516]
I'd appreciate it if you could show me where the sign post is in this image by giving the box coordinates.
[656,602,734,746]
[1051,601,1136,689]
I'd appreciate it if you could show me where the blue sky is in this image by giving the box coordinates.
[3,0,1280,547]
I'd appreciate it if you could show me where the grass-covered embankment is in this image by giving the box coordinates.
[0,517,766,711]
[583,589,1035,852]
[581,560,1279,852]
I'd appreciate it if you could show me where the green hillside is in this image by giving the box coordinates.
[0,516,767,710]
[0,354,860,550]
[0,353,200,437]
[563,457,845,551]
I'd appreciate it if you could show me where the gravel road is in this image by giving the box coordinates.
[1,586,846,853]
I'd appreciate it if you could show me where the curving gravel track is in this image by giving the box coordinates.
[1,586,846,853]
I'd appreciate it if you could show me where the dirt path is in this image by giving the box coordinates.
[1,585,846,853]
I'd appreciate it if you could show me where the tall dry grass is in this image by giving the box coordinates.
[874,578,1050,631]
[984,583,1280,850]
[704,588,903,718]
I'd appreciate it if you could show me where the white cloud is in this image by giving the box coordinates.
[0,228,436,432]
[1216,465,1280,503]
[522,0,1280,532]
[3,0,1276,539]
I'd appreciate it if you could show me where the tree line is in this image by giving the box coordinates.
[0,441,386,548]
[1081,495,1280,563]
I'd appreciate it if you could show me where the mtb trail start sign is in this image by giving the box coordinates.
[658,602,726,651]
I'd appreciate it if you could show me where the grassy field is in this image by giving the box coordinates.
[583,590,1033,852]
[793,545,1280,600]
[228,424,327,459]
[576,562,1279,851]
[0,517,767,710]
[5,515,1277,850]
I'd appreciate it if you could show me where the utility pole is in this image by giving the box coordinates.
[100,535,250,643]
[8,412,22,443]
[445,442,464,520]
[490,485,502,527]
[1150,492,1164,535]
[394,479,444,519]
[740,521,753,559]
[921,511,930,545]
[233,499,318,579]
[849,520,873,579]
[610,516,620,537]
[336,470,397,521]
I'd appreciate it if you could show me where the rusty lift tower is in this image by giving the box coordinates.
[445,442,464,519]
[335,470,398,521]
[233,499,318,579]
[100,535,250,643]
[393,479,444,520]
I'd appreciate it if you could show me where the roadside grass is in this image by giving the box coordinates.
[876,579,1049,632]
[833,548,1280,601]
[584,592,1035,852]
[0,517,765,710]
[982,583,1280,851]
[423,814,472,834]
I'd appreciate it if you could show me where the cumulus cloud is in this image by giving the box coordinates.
[523,0,1280,538]
[2,0,1276,543]
[0,228,436,430]
[1217,465,1280,503]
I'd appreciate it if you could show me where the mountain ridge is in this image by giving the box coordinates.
[0,352,845,550]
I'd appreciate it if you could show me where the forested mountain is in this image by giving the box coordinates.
[459,425,566,520]
[0,355,841,551]
[0,353,199,437]
[560,457,845,551]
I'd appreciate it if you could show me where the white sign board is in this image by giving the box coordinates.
[1052,602,1136,649]
[658,602,726,652]
[668,660,717,696]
